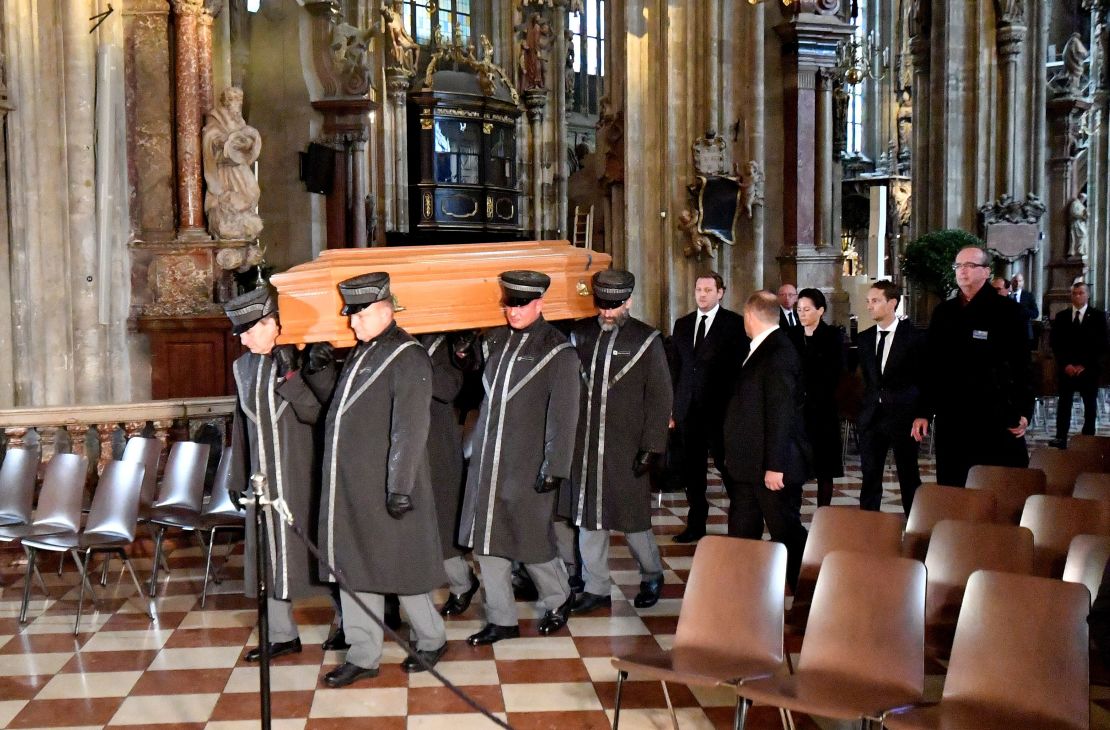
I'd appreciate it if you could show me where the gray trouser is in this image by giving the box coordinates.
[553,519,580,577]
[267,597,299,642]
[476,554,569,627]
[339,590,446,669]
[579,527,664,597]
[444,555,474,596]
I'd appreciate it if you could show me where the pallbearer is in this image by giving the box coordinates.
[318,272,448,688]
[224,287,333,663]
[459,270,582,645]
[561,270,673,613]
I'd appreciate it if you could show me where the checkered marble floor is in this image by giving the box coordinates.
[0,419,1106,730]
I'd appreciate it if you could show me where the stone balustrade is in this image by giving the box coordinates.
[0,397,235,478]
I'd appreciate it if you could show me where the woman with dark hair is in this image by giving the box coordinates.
[791,288,844,506]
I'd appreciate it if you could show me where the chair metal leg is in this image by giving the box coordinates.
[71,550,99,605]
[148,525,165,597]
[19,546,37,624]
[200,529,216,608]
[661,680,679,730]
[73,548,92,636]
[734,696,750,730]
[32,562,49,597]
[785,651,794,674]
[99,551,111,586]
[119,550,155,620]
[613,670,626,730]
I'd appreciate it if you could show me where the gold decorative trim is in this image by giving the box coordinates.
[421,28,521,106]
[483,122,493,134]
[486,196,494,218]
[495,198,516,220]
[576,281,589,296]
[440,195,479,219]
[423,192,434,219]
[420,117,434,130]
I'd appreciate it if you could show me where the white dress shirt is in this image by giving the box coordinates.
[694,303,721,345]
[875,318,899,374]
[744,325,779,365]
[1072,304,1089,323]
[781,307,797,328]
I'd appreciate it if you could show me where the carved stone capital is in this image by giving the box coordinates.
[996,23,1026,60]
[523,88,547,123]
[4,427,28,450]
[386,68,413,105]
[172,0,206,16]
[993,0,1025,26]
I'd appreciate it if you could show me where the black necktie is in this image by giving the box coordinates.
[1076,310,1082,325]
[695,314,707,350]
[877,330,889,376]
[788,311,796,327]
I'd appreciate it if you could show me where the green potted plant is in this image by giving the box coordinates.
[901,228,987,299]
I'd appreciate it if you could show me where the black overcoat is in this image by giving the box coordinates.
[419,334,468,559]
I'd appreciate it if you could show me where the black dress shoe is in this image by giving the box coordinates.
[672,528,705,544]
[321,627,349,651]
[634,576,664,608]
[467,623,520,646]
[441,575,481,616]
[245,637,302,662]
[401,642,449,673]
[324,661,380,688]
[1049,438,1068,449]
[538,596,573,635]
[570,592,611,614]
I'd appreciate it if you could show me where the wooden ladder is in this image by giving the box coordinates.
[571,205,594,250]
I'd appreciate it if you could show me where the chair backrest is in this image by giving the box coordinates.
[1070,434,1110,471]
[943,570,1089,729]
[1029,447,1103,496]
[121,436,162,511]
[674,536,786,669]
[923,520,1033,651]
[966,465,1046,524]
[1074,472,1110,502]
[798,551,925,700]
[84,460,146,542]
[153,441,210,511]
[0,449,38,524]
[794,507,904,606]
[32,453,89,532]
[201,447,241,518]
[1020,494,1110,577]
[1063,534,1110,604]
[903,484,996,560]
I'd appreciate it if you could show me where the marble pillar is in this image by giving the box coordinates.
[124,0,176,240]
[0,12,13,406]
[173,0,211,240]
[198,9,216,117]
[995,16,1026,198]
[909,19,930,240]
[385,70,412,235]
[1044,94,1091,315]
[524,91,547,238]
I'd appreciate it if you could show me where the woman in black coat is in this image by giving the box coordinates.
[791,288,844,506]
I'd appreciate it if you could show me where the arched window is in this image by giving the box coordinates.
[401,0,473,45]
[568,0,604,116]
[844,0,867,157]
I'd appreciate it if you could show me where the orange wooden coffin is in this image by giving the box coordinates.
[270,240,612,347]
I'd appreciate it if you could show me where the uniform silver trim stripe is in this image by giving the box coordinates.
[477,332,528,552]
[594,332,617,529]
[264,360,290,598]
[252,358,281,598]
[340,341,420,416]
[609,331,659,387]
[235,360,258,423]
[425,335,445,358]
[504,342,573,401]
[325,343,376,574]
[575,333,605,525]
[499,280,546,293]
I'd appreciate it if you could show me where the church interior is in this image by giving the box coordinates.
[0,0,1109,727]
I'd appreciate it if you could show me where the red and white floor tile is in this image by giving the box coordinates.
[0,420,1106,729]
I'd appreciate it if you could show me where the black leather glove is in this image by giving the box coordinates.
[633,450,660,478]
[386,492,414,519]
[449,330,480,371]
[534,474,564,494]
[272,345,300,377]
[305,342,335,374]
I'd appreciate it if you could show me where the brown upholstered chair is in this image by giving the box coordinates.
[1029,446,1103,496]
[1070,434,1110,471]
[922,520,1033,659]
[1063,533,1110,605]
[1073,471,1110,502]
[736,551,925,729]
[902,485,996,561]
[885,570,1090,730]
[966,465,1046,525]
[611,536,787,730]
[1020,494,1110,577]
[790,507,903,625]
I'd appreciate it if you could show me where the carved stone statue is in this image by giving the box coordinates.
[330,21,374,95]
[994,0,1025,24]
[896,87,913,163]
[1068,192,1089,258]
[596,96,624,188]
[678,208,714,259]
[692,130,729,177]
[1062,32,1089,93]
[564,29,576,105]
[909,0,931,39]
[518,13,552,91]
[202,86,263,240]
[740,160,765,218]
[382,1,419,76]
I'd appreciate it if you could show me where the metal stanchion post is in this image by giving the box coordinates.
[250,473,272,730]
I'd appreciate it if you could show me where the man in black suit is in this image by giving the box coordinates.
[777,283,801,331]
[669,272,748,543]
[1010,272,1039,343]
[856,281,922,514]
[1050,282,1108,448]
[723,290,810,588]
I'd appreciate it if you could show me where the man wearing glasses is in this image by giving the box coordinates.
[911,246,1032,486]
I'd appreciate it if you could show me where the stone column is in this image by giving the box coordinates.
[173,0,211,240]
[385,70,412,234]
[198,7,216,117]
[995,11,1026,197]
[775,7,854,322]
[909,5,931,240]
[1044,94,1092,315]
[0,15,14,406]
[524,90,547,238]
[96,423,117,475]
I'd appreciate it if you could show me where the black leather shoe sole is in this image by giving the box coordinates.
[245,638,302,662]
[672,530,705,544]
[467,624,520,646]
[538,597,573,635]
[570,593,612,614]
[321,629,349,651]
[324,662,380,688]
[402,643,449,673]
[441,576,481,616]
